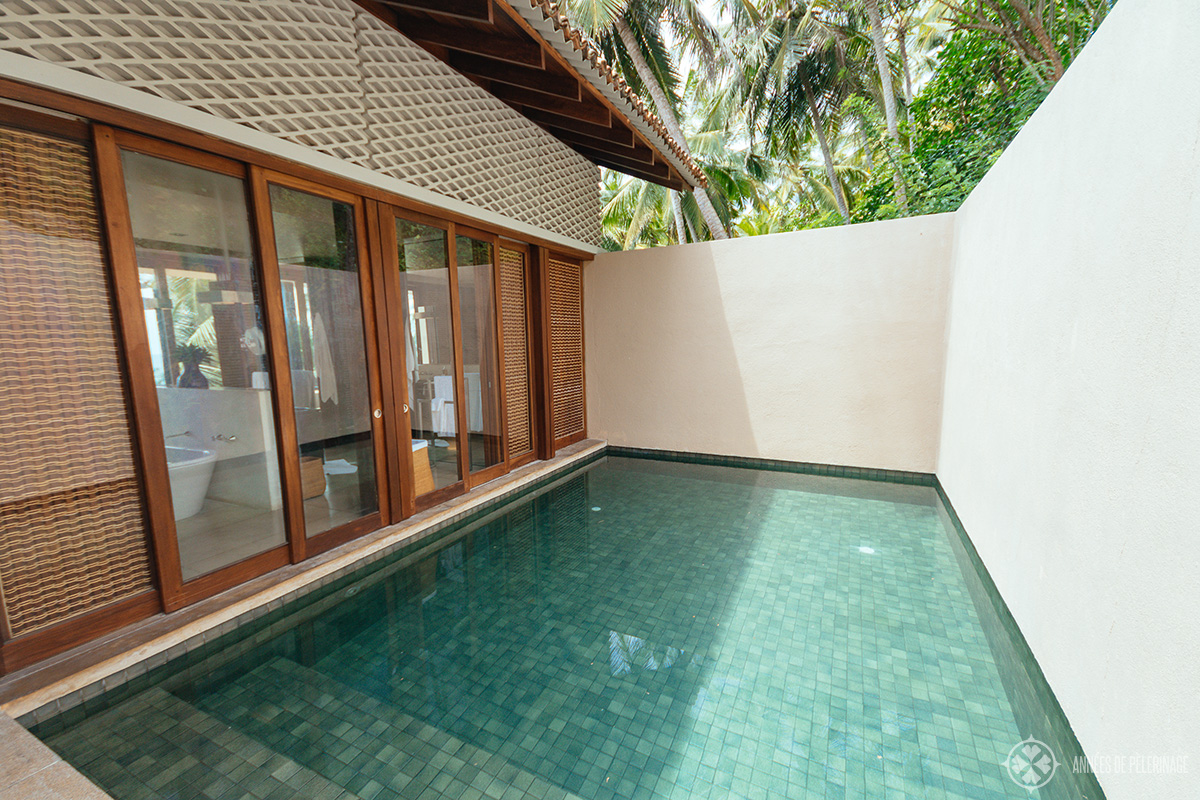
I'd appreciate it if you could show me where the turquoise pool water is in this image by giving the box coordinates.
[31,455,1100,799]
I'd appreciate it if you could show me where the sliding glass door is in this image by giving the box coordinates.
[255,173,387,551]
[388,214,464,509]
[455,229,506,481]
[378,209,512,512]
[100,130,518,608]
[101,132,392,606]
[120,146,288,585]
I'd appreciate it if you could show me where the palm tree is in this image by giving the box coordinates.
[740,3,854,222]
[561,0,731,239]
[894,1,953,106]
[836,0,909,209]
[861,0,901,140]
[601,170,673,249]
[600,117,764,249]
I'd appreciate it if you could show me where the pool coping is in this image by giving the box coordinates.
[0,710,109,799]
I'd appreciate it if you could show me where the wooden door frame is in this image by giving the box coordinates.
[4,84,593,634]
[251,168,390,559]
[454,224,508,489]
[94,127,291,611]
[498,239,537,470]
[378,204,468,514]
[365,198,406,524]
[529,246,555,461]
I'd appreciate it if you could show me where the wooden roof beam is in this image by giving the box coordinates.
[522,108,633,147]
[537,126,654,164]
[379,0,493,23]
[584,153,685,191]
[388,16,543,67]
[568,143,669,179]
[449,52,579,100]
[487,84,610,127]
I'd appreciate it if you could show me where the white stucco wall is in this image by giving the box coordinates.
[937,2,1200,798]
[585,213,955,472]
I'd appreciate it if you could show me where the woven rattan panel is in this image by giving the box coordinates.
[499,247,533,459]
[0,127,154,637]
[548,258,585,444]
[0,0,602,246]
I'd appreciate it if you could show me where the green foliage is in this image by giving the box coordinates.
[852,28,1049,221]
[597,0,1113,247]
[172,343,212,367]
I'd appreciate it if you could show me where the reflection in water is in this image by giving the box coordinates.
[609,631,686,677]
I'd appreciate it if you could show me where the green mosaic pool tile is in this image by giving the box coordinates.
[185,657,584,800]
[607,447,936,487]
[41,686,360,800]
[32,455,1100,800]
[257,462,1013,800]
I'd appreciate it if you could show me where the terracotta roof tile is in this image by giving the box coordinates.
[526,0,708,188]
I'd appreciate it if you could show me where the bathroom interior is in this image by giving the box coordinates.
[127,152,505,582]
[127,152,379,581]
[396,220,504,495]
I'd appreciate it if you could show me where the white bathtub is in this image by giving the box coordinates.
[166,445,217,520]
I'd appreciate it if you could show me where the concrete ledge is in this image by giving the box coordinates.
[0,712,107,799]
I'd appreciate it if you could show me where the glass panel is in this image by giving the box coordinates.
[122,151,285,581]
[396,219,461,493]
[268,185,378,538]
[456,235,503,473]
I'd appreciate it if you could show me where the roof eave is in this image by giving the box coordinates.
[511,0,706,190]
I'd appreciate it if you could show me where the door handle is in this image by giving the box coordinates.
[373,408,382,419]
[402,403,409,414]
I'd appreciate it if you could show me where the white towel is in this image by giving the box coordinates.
[313,313,338,405]
[433,374,454,402]
[465,372,483,432]
[432,400,456,436]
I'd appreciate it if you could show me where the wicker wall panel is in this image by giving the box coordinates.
[548,258,585,444]
[499,248,533,459]
[0,127,154,637]
[0,0,602,246]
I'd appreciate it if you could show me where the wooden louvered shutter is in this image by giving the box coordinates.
[548,256,585,448]
[499,247,534,461]
[0,125,154,639]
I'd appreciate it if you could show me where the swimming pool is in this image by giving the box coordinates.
[29,454,1103,799]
